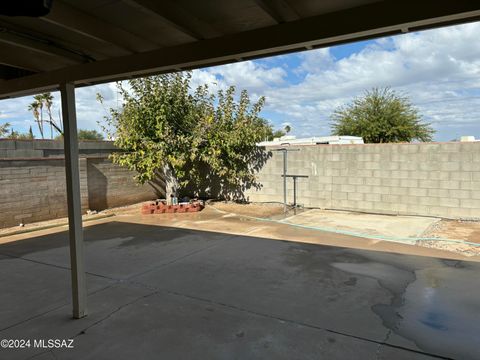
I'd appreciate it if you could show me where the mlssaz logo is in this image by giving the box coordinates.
[34,339,74,349]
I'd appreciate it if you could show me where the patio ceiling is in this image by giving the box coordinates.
[1,0,480,99]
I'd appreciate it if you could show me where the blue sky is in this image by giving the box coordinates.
[1,22,480,142]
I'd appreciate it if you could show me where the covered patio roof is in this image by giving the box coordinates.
[1,0,480,99]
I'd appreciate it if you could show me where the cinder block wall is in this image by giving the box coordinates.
[245,142,480,219]
[0,157,161,228]
[0,139,118,158]
[86,158,165,211]
[0,158,86,227]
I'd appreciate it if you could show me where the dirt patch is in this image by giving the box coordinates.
[414,219,480,257]
[416,239,480,257]
[209,201,285,218]
[422,219,480,243]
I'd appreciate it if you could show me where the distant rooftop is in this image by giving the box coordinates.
[258,135,364,147]
[460,136,479,142]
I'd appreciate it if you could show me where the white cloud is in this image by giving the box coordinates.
[259,22,480,139]
[203,60,287,92]
[191,69,226,95]
[0,96,39,133]
[76,83,119,133]
[295,48,335,74]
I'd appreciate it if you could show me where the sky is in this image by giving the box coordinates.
[1,21,480,142]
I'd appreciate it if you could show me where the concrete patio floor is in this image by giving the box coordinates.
[1,211,480,359]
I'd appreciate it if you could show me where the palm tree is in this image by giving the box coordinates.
[33,94,45,139]
[28,93,63,139]
[42,93,63,138]
[41,93,53,138]
[28,101,43,139]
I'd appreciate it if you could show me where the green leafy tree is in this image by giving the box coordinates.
[15,133,34,140]
[331,87,434,143]
[0,122,10,137]
[5,126,35,140]
[263,127,285,141]
[270,129,285,139]
[261,121,292,141]
[78,129,104,141]
[100,72,271,200]
[17,126,35,140]
[8,128,19,139]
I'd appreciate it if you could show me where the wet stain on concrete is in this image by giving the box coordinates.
[330,253,480,360]
[343,277,357,286]
[282,244,367,298]
[117,228,192,248]
[281,242,480,359]
[440,259,464,268]
[419,312,449,331]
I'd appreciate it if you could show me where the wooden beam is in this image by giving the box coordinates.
[41,0,155,54]
[0,42,51,72]
[254,0,300,23]
[0,19,108,62]
[0,65,35,80]
[1,0,480,98]
[123,0,221,40]
[0,28,90,64]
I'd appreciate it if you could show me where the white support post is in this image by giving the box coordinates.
[60,82,87,319]
[283,149,287,213]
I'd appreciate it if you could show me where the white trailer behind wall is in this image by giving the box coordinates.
[258,136,364,147]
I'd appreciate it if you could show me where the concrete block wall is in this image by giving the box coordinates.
[0,157,161,228]
[0,139,118,158]
[0,158,85,227]
[86,158,164,211]
[245,142,480,219]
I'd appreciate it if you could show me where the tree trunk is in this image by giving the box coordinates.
[163,166,179,200]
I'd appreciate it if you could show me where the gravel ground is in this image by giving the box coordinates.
[417,239,480,257]
[420,219,480,257]
[422,219,480,243]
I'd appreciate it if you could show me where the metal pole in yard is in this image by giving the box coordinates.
[293,176,297,207]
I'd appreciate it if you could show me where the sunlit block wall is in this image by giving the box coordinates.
[246,142,480,219]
